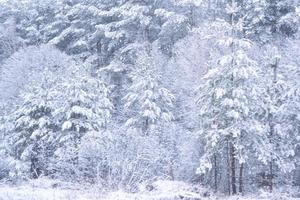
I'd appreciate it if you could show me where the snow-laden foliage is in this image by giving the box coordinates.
[50,63,113,180]
[0,45,72,104]
[0,0,299,197]
[193,4,266,195]
[0,18,22,63]
[8,68,58,179]
[196,2,266,174]
[124,44,175,134]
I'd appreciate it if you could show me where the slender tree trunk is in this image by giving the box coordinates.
[268,58,278,192]
[31,156,39,179]
[97,40,102,68]
[144,117,149,136]
[268,111,274,192]
[169,140,177,180]
[213,154,218,192]
[269,160,273,192]
[239,163,244,194]
[227,139,231,195]
[230,141,237,195]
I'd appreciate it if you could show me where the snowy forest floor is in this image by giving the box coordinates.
[0,178,299,200]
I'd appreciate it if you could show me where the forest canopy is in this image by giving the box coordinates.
[0,0,299,199]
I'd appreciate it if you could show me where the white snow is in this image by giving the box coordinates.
[0,179,298,200]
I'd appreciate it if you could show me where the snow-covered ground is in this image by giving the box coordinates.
[0,179,299,200]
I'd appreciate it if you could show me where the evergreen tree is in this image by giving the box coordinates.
[123,44,174,135]
[244,0,300,42]
[7,67,58,179]
[1,45,70,179]
[0,18,22,63]
[196,1,268,194]
[262,44,300,190]
[52,63,113,179]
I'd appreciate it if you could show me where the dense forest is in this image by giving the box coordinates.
[0,0,300,199]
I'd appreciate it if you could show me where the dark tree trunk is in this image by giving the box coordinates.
[239,163,244,194]
[269,161,273,192]
[213,154,218,192]
[144,117,149,136]
[30,157,40,179]
[268,58,278,192]
[230,142,237,195]
[226,139,231,195]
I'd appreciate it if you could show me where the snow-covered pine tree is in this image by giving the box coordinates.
[123,43,175,135]
[52,63,113,180]
[0,18,22,63]
[121,44,176,185]
[263,0,299,37]
[262,45,300,190]
[196,1,268,194]
[0,102,14,179]
[243,0,300,42]
[2,45,70,179]
[78,77,114,183]
[281,34,300,186]
[7,66,58,179]
[154,8,189,56]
